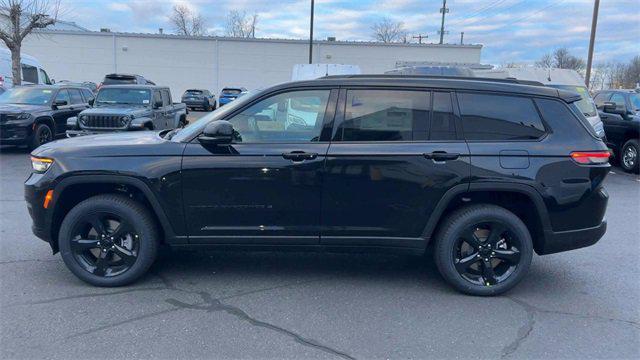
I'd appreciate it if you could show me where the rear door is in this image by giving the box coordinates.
[181,88,337,244]
[320,88,470,249]
[51,89,74,135]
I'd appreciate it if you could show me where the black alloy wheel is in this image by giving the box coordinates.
[58,194,158,286]
[31,123,53,149]
[434,205,533,296]
[453,222,521,286]
[621,139,639,173]
[69,211,139,277]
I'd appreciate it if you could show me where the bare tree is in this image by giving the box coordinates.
[536,48,585,73]
[170,4,206,36]
[623,55,640,88]
[371,17,406,43]
[0,0,58,86]
[225,10,258,38]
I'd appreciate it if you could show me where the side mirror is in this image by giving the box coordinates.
[88,99,94,106]
[52,99,68,109]
[50,79,55,84]
[199,120,234,145]
[153,100,163,109]
[603,101,626,116]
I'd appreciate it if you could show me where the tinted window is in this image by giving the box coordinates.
[185,90,203,96]
[81,89,94,103]
[535,98,596,138]
[593,92,610,107]
[0,87,53,105]
[222,88,242,95]
[431,92,456,140]
[103,76,136,85]
[336,90,429,141]
[458,93,545,140]
[68,89,84,104]
[630,94,640,110]
[228,90,330,143]
[97,88,151,105]
[21,64,38,83]
[55,89,71,104]
[610,93,626,107]
[161,90,170,106]
[153,91,162,106]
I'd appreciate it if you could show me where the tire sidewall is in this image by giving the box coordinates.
[58,195,158,287]
[621,139,639,173]
[30,123,52,149]
[435,206,533,296]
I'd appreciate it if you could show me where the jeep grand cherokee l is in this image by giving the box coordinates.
[25,75,609,296]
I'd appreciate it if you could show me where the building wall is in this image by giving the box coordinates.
[22,31,482,98]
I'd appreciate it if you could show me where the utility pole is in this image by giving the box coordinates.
[460,32,464,45]
[309,0,314,64]
[585,0,600,88]
[439,0,449,44]
[412,34,428,44]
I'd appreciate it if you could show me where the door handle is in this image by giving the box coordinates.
[282,151,318,161]
[424,151,460,161]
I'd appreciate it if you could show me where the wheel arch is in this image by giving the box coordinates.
[34,116,55,132]
[49,175,177,253]
[423,183,552,255]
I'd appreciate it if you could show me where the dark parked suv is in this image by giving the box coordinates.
[0,85,93,149]
[25,75,610,295]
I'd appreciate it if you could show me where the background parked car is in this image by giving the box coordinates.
[67,85,187,137]
[0,47,53,88]
[594,89,640,173]
[181,89,216,111]
[218,87,247,106]
[0,85,92,149]
[97,73,155,91]
[57,80,98,94]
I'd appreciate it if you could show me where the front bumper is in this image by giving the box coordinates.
[24,172,54,246]
[0,123,32,145]
[538,221,607,255]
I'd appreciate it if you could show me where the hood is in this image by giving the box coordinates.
[81,106,150,117]
[32,131,185,158]
[0,103,49,114]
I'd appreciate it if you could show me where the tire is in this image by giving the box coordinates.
[434,204,533,296]
[205,103,211,112]
[30,123,53,150]
[620,139,639,174]
[212,101,217,110]
[58,194,159,287]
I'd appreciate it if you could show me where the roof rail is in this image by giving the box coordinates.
[320,74,545,86]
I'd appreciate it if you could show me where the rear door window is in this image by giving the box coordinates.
[68,89,84,104]
[458,93,546,141]
[81,89,94,103]
[430,92,457,140]
[335,89,430,141]
[161,90,171,106]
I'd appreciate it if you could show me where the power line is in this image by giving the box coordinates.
[487,0,566,31]
[447,0,509,27]
[453,0,526,28]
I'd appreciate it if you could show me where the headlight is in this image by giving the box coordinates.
[31,156,54,173]
[16,113,30,120]
[5,113,31,123]
[121,115,132,126]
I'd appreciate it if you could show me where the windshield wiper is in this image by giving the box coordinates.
[164,128,179,140]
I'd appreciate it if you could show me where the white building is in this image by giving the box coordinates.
[22,29,483,96]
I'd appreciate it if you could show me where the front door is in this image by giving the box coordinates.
[181,88,336,245]
[320,89,470,249]
[51,89,75,135]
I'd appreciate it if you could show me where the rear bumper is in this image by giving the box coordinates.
[539,221,607,255]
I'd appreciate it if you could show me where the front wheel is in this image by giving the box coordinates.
[58,194,159,287]
[620,139,639,174]
[434,205,533,296]
[30,123,53,150]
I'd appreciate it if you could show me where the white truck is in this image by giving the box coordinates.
[0,47,53,89]
[474,67,605,138]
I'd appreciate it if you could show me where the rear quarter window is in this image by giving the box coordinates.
[458,93,546,141]
[534,98,596,138]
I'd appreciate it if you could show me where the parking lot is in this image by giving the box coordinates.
[1,110,638,359]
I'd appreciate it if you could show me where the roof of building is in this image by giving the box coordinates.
[32,29,483,48]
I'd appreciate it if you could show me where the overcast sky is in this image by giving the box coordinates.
[63,0,639,65]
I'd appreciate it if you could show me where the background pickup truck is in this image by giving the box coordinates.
[67,85,187,136]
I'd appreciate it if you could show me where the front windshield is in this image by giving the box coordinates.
[171,89,260,142]
[630,93,640,111]
[0,87,53,105]
[96,88,151,105]
[550,85,597,117]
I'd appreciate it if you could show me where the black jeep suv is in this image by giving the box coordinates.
[25,75,610,295]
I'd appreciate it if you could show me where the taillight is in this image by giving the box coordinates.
[570,151,610,165]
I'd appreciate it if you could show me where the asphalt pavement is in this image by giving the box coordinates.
[1,114,638,359]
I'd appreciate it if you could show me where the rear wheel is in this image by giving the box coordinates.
[434,205,533,296]
[620,139,639,174]
[30,123,53,149]
[58,194,159,287]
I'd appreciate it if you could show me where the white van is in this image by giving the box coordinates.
[474,67,605,138]
[0,47,53,89]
